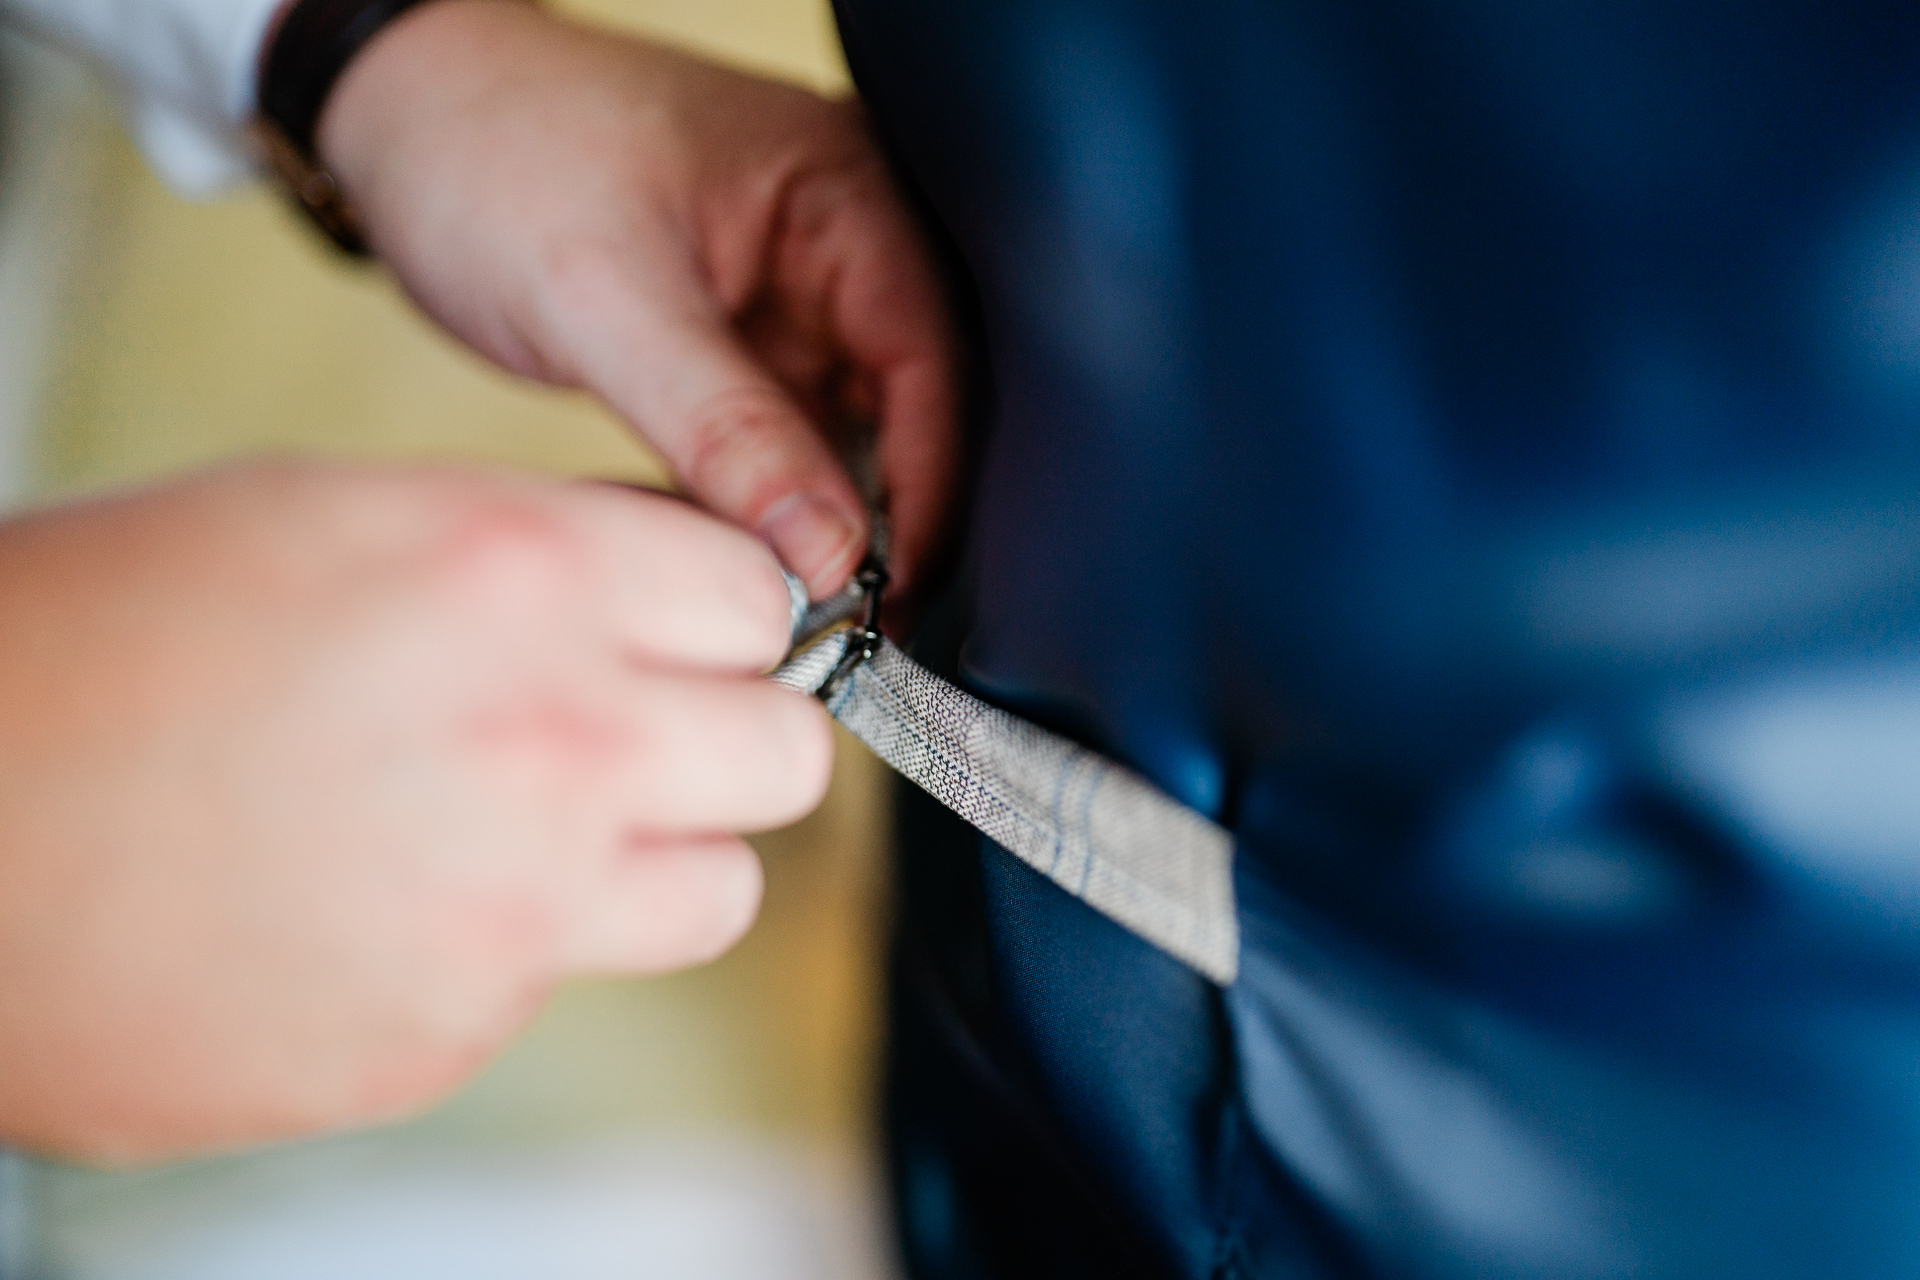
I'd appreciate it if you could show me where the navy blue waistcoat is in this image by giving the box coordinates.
[835,4,1920,1275]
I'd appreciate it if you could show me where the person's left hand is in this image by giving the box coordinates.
[314,0,963,616]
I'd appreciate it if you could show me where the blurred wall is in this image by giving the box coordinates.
[4,3,895,1277]
[28,0,852,499]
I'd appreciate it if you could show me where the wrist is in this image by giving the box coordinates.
[304,0,544,249]
[257,0,520,252]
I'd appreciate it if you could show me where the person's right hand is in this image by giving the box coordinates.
[0,457,828,1164]
[313,0,964,621]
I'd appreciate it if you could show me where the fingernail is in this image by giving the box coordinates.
[782,569,810,639]
[758,493,861,595]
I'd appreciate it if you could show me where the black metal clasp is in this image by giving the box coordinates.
[817,555,888,702]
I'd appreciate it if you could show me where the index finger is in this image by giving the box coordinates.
[563,483,795,673]
[826,165,964,614]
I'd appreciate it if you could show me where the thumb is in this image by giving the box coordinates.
[564,274,869,599]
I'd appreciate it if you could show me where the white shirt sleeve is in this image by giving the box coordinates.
[0,0,284,195]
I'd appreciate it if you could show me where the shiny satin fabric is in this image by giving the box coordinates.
[836,2,1920,1275]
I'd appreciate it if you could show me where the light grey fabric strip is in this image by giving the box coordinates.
[773,630,1239,984]
[783,570,867,643]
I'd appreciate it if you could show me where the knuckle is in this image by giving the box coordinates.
[426,491,585,616]
[681,385,806,510]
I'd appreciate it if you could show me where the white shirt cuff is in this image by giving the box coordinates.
[0,0,285,195]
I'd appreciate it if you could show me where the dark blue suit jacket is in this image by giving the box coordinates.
[837,4,1920,1274]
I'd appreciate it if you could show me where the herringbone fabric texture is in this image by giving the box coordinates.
[773,631,1238,983]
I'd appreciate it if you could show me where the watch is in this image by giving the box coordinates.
[253,0,442,254]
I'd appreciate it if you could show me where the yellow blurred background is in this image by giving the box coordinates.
[1,2,896,1276]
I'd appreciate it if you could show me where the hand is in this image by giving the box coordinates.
[316,0,963,614]
[0,459,829,1162]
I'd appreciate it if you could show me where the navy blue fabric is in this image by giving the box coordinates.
[839,3,1920,1275]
